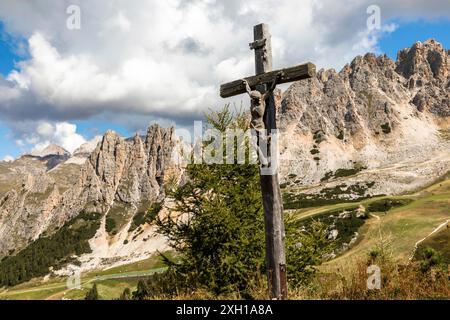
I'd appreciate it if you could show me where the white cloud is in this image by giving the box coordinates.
[0,0,448,135]
[10,121,86,154]
[2,155,14,162]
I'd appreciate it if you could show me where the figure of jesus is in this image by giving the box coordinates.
[242,73,282,166]
[242,73,282,134]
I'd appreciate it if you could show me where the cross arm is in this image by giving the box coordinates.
[220,62,316,98]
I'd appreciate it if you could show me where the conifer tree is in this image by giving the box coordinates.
[85,283,99,300]
[156,106,266,295]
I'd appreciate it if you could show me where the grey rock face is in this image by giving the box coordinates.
[281,52,407,138]
[0,124,180,257]
[281,39,448,135]
[26,144,71,170]
[396,39,450,117]
[278,39,450,194]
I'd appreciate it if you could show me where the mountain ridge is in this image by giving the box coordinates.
[277,38,449,200]
[0,124,181,269]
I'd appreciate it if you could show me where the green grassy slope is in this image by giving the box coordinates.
[1,176,448,300]
[418,227,450,263]
[316,178,450,270]
[0,253,173,300]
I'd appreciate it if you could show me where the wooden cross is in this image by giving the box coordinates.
[220,23,316,300]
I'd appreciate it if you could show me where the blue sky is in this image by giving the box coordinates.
[0,24,14,76]
[379,19,450,60]
[0,1,449,160]
[0,123,16,159]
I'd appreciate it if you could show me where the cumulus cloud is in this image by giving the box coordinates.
[11,121,86,154]
[0,0,448,139]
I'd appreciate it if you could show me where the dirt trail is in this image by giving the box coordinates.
[409,218,450,261]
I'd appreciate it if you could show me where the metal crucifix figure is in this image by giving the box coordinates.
[220,23,316,300]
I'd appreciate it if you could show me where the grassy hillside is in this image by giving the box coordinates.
[1,177,448,300]
[418,227,450,264]
[0,253,172,300]
[305,177,450,270]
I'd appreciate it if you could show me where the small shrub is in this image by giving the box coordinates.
[416,247,445,273]
[313,130,326,144]
[320,165,367,182]
[120,288,131,300]
[321,171,334,182]
[85,283,99,300]
[286,220,334,288]
[334,167,365,178]
[132,270,184,300]
[105,217,117,234]
[366,199,412,213]
[129,202,163,232]
[381,123,391,134]
[369,248,381,260]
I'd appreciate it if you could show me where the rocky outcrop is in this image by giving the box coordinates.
[65,136,102,165]
[278,39,449,196]
[81,125,177,207]
[27,144,71,169]
[396,39,449,117]
[396,39,449,84]
[29,144,70,158]
[0,124,181,260]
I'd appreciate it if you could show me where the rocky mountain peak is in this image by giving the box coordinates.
[65,136,103,165]
[84,130,127,204]
[278,38,449,188]
[29,144,70,158]
[396,38,449,82]
[25,144,71,170]
[78,124,179,207]
[349,52,395,71]
[72,136,102,157]
[393,39,450,116]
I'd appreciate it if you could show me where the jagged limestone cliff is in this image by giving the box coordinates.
[278,39,449,203]
[0,125,181,270]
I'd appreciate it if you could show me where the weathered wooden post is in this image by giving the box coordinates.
[251,23,287,300]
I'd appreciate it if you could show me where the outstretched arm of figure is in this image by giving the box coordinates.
[242,79,252,95]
